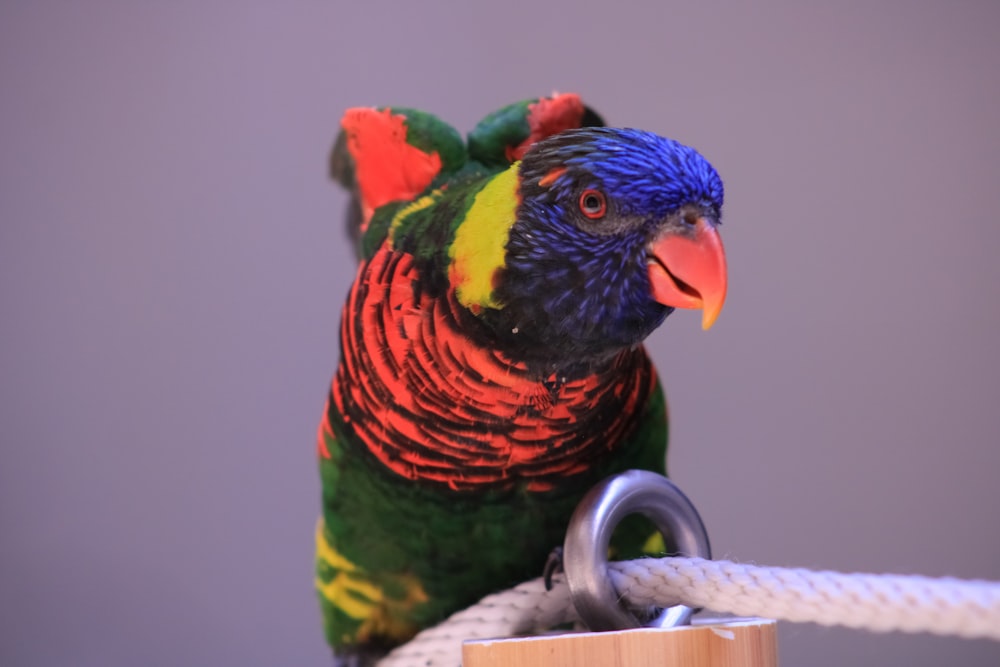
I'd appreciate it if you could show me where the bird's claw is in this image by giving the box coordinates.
[543,546,564,591]
[332,647,382,667]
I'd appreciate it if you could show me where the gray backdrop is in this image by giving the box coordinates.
[2,2,998,666]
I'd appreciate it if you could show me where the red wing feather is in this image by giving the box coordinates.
[340,108,444,230]
[505,93,586,162]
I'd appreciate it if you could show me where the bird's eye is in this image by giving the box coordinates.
[579,189,607,219]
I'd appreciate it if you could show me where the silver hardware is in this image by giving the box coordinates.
[563,470,711,631]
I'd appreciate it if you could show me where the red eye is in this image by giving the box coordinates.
[579,189,607,219]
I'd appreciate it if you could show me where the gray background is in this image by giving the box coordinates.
[2,2,998,666]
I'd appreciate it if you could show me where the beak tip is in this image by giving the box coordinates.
[699,295,725,331]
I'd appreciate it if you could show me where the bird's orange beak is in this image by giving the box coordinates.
[647,218,728,330]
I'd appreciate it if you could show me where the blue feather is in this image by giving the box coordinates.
[480,127,723,375]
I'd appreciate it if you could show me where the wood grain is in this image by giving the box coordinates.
[462,618,777,667]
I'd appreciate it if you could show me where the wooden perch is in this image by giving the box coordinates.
[462,618,777,667]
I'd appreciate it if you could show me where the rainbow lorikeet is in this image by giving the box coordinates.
[315,93,728,665]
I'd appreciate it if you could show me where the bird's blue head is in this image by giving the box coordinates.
[481,127,728,373]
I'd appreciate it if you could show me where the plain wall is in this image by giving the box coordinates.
[2,2,998,666]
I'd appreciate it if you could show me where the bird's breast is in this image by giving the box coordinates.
[328,246,658,492]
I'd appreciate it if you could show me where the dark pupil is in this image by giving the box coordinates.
[584,195,601,211]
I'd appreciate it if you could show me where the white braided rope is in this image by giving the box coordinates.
[376,556,1000,667]
[377,576,578,667]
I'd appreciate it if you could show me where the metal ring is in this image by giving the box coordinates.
[563,470,712,631]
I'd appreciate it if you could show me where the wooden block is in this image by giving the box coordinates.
[462,618,777,667]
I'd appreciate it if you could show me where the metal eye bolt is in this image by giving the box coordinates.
[563,469,712,631]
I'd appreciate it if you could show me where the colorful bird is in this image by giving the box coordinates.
[315,93,728,665]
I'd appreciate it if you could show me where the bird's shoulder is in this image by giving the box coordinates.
[332,94,606,259]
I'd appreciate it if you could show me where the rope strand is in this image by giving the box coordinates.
[376,557,1000,667]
